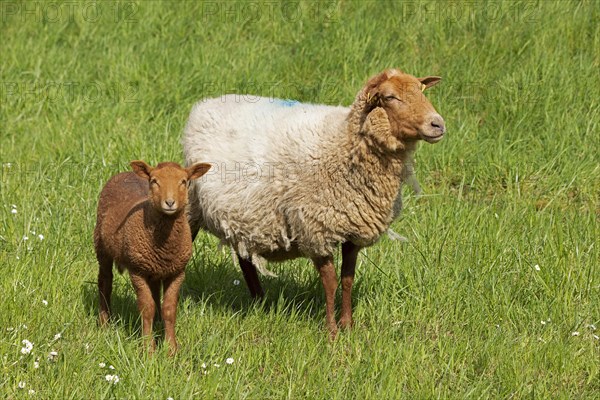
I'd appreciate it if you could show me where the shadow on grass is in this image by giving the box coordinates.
[81,240,367,335]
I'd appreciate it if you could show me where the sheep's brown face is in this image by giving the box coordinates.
[130,161,211,216]
[366,69,445,144]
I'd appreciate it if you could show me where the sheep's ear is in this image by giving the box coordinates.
[418,76,441,91]
[366,91,382,107]
[130,160,153,180]
[187,163,212,180]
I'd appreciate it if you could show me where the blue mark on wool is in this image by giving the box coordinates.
[274,99,299,107]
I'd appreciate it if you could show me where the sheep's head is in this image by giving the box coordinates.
[130,160,211,216]
[360,69,445,150]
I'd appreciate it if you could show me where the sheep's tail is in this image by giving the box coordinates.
[225,241,278,278]
[251,254,278,278]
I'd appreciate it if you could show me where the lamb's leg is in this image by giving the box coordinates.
[314,256,338,339]
[340,242,360,329]
[237,255,264,299]
[162,271,185,356]
[97,252,113,326]
[130,273,156,353]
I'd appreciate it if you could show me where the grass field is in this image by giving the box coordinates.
[1,0,599,398]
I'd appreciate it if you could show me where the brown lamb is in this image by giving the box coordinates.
[94,160,210,354]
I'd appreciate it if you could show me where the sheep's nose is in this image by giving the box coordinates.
[165,199,175,208]
[430,115,446,134]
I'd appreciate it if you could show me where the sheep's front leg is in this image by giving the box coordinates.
[237,255,264,299]
[314,256,338,339]
[130,273,156,353]
[97,252,113,326]
[162,271,185,356]
[340,242,360,329]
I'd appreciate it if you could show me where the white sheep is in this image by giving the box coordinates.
[94,160,210,354]
[182,69,445,337]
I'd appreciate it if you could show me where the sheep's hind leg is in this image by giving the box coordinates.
[130,273,156,354]
[162,271,185,356]
[339,242,360,330]
[97,252,113,327]
[237,255,264,299]
[314,256,338,339]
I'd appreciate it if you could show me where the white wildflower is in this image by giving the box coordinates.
[167,398,174,400]
[42,300,48,306]
[571,331,580,336]
[593,334,599,340]
[23,236,29,241]
[18,381,26,389]
[48,350,58,361]
[53,333,61,340]
[31,230,35,235]
[108,365,115,370]
[28,389,35,395]
[541,320,546,325]
[533,264,540,271]
[11,208,17,214]
[33,361,39,369]
[201,363,207,369]
[99,362,106,368]
[226,357,234,365]
[21,339,33,355]
[233,279,240,286]
[38,234,44,241]
[213,363,220,368]
[105,374,120,385]
[588,324,596,331]
[11,203,16,208]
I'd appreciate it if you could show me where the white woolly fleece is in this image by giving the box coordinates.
[183,95,415,275]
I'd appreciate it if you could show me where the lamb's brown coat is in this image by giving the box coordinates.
[94,161,210,354]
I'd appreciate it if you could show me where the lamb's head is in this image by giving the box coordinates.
[130,160,211,216]
[360,68,445,149]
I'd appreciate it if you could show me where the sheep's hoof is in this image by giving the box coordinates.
[98,312,110,327]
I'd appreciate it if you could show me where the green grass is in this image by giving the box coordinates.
[1,0,598,398]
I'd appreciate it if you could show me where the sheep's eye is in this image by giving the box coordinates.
[180,179,187,187]
[150,179,159,187]
[385,95,401,102]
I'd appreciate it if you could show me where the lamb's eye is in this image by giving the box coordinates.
[180,179,187,187]
[385,95,401,102]
[150,179,159,187]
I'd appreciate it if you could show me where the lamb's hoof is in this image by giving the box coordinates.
[339,317,353,330]
[327,324,338,341]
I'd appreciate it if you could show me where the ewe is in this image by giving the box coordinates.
[183,69,445,337]
[94,160,210,353]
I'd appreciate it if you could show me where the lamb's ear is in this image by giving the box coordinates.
[187,163,212,180]
[130,160,153,180]
[418,76,441,91]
